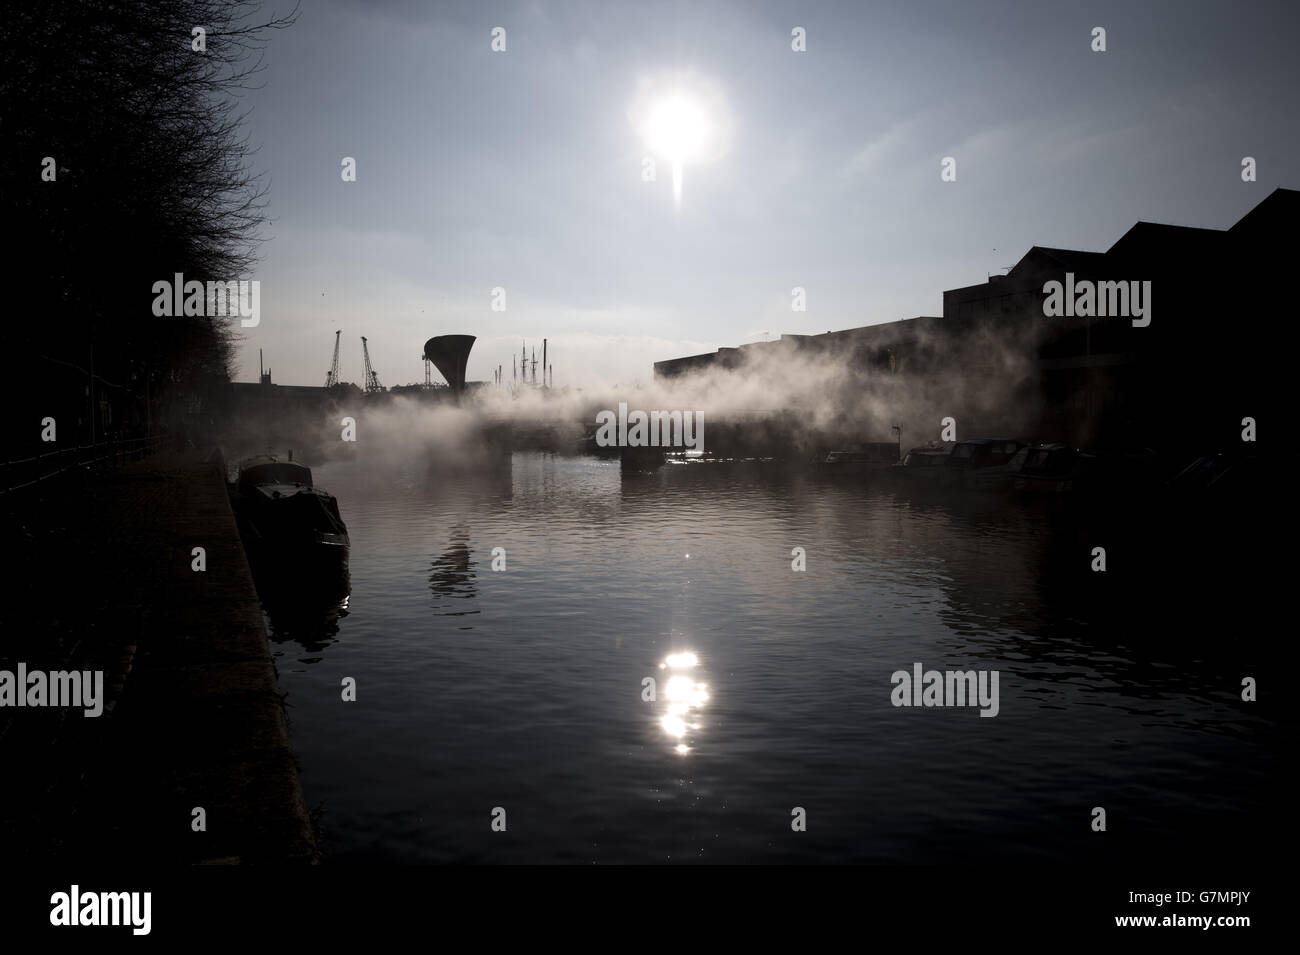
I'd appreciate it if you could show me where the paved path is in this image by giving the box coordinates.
[0,450,317,863]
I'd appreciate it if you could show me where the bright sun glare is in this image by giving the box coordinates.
[644,94,710,164]
[631,74,729,211]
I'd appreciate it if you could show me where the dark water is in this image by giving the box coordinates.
[261,453,1277,864]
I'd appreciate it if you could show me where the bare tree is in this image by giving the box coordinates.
[1,1,298,450]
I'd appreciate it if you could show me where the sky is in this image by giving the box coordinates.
[237,0,1300,389]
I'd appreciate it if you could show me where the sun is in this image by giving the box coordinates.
[630,73,731,211]
[644,93,710,165]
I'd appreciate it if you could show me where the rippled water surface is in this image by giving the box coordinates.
[263,453,1276,863]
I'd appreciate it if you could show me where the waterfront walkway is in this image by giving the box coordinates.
[0,449,317,863]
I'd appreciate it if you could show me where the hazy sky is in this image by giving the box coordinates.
[238,0,1300,388]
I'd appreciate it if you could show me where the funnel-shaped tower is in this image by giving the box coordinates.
[423,335,476,394]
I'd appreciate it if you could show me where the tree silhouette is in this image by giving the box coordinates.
[1,1,298,453]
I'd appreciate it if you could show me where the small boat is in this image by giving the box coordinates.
[231,454,349,572]
[620,445,666,472]
[1014,443,1091,493]
[891,442,954,483]
[814,442,900,476]
[945,438,1028,490]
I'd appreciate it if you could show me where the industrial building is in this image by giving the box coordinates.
[655,188,1294,453]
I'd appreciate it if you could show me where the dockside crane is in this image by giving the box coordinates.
[325,329,342,388]
[361,336,382,392]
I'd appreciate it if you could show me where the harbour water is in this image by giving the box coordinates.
[262,452,1276,864]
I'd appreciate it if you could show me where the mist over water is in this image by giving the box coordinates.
[225,323,1038,481]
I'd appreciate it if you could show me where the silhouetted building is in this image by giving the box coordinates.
[944,187,1293,450]
[654,188,1295,454]
[654,316,944,380]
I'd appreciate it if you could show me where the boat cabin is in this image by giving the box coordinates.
[1020,444,1081,478]
[946,438,1025,469]
[902,446,951,468]
[237,456,314,496]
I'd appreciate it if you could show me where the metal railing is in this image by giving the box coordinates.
[1,434,170,494]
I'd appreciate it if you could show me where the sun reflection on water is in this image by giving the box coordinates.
[657,650,709,755]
